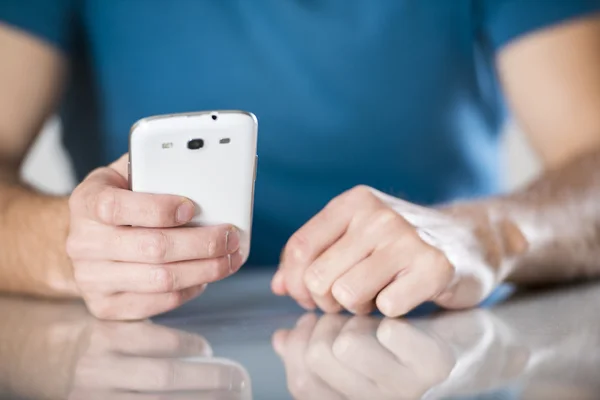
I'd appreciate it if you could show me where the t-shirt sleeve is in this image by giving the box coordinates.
[480,0,600,51]
[0,0,78,53]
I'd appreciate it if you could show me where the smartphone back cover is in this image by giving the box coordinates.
[130,111,257,262]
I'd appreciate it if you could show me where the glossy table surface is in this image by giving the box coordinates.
[1,270,599,400]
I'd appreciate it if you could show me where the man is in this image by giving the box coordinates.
[1,1,600,320]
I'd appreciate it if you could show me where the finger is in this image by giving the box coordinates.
[109,153,130,178]
[272,329,290,356]
[303,207,408,297]
[282,263,317,311]
[83,181,196,227]
[377,319,454,389]
[87,321,212,358]
[69,390,242,400]
[74,357,247,392]
[375,250,453,317]
[330,243,415,313]
[76,252,243,294]
[311,291,343,314]
[281,313,320,357]
[280,188,382,311]
[300,231,360,314]
[70,224,239,263]
[282,186,381,268]
[332,318,418,396]
[85,285,206,320]
[305,314,380,399]
[271,269,288,296]
[275,314,343,400]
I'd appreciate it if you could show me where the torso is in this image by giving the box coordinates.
[61,0,504,265]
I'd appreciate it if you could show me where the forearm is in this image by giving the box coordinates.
[0,181,77,297]
[448,148,600,284]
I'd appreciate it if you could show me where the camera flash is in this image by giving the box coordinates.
[162,142,173,149]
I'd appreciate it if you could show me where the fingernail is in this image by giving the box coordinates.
[331,283,353,305]
[226,228,240,253]
[176,200,195,223]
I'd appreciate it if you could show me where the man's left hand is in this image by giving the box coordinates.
[272,185,519,316]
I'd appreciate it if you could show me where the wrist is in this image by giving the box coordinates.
[0,187,79,298]
[440,201,529,280]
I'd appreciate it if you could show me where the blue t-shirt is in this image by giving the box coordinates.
[1,1,599,266]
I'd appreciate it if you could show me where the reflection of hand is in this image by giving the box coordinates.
[273,311,533,399]
[70,320,252,400]
[422,310,531,397]
[272,314,454,399]
[273,186,518,316]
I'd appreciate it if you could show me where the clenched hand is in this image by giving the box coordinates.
[272,185,524,316]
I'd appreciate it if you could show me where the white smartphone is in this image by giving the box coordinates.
[129,110,258,262]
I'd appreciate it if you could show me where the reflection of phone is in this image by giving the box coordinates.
[129,110,258,262]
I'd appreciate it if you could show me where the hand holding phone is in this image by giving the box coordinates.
[65,111,257,320]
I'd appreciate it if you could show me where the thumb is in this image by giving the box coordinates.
[109,153,129,179]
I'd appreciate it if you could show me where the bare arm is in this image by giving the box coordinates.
[453,15,600,284]
[0,23,76,297]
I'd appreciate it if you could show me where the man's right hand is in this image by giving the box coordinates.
[66,154,243,320]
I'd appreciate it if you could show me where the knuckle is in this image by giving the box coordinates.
[95,187,118,225]
[151,267,176,292]
[425,248,454,280]
[303,269,325,296]
[285,232,310,262]
[373,208,401,228]
[351,184,373,198]
[205,230,220,258]
[139,231,170,263]
[329,185,372,209]
[151,197,175,226]
[349,185,380,207]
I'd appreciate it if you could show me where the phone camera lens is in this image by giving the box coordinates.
[187,139,204,150]
[211,114,218,121]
